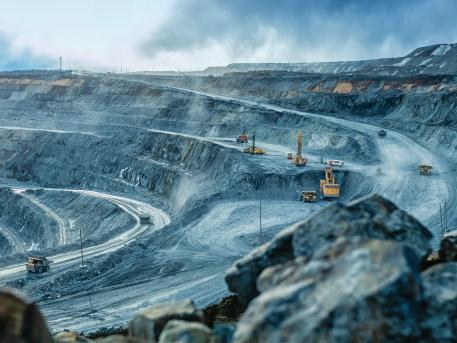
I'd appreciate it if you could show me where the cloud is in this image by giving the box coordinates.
[139,0,457,65]
[0,32,54,71]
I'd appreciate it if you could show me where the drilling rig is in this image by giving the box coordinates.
[294,130,307,167]
[243,133,266,155]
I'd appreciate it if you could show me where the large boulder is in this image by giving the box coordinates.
[225,226,296,304]
[0,288,53,343]
[226,194,432,304]
[292,194,431,258]
[95,335,146,342]
[439,231,457,262]
[128,299,204,342]
[420,262,457,342]
[53,331,94,342]
[233,239,423,343]
[158,320,215,343]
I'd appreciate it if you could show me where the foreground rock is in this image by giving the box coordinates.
[226,194,432,304]
[158,320,215,343]
[234,239,422,343]
[53,331,93,342]
[128,299,204,342]
[0,288,53,343]
[439,231,457,262]
[420,262,457,342]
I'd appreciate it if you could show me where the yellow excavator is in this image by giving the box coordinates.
[320,166,340,198]
[294,131,307,167]
[243,133,266,155]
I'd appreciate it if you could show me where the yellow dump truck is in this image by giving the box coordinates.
[26,256,51,274]
[419,164,433,175]
[320,166,340,198]
[300,191,317,203]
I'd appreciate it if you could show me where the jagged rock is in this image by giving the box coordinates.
[233,240,422,343]
[226,194,432,304]
[439,231,457,262]
[203,295,246,326]
[158,320,215,343]
[212,323,235,343]
[225,226,295,304]
[53,331,94,342]
[95,335,146,342]
[292,194,432,258]
[0,287,53,343]
[128,299,204,342]
[420,262,457,342]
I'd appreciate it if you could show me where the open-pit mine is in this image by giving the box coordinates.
[1,43,457,336]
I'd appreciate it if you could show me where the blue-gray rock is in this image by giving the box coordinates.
[293,194,432,259]
[233,240,422,343]
[226,194,432,304]
[225,226,295,304]
[212,323,235,343]
[128,299,204,342]
[420,262,457,342]
[0,287,53,343]
[439,231,457,262]
[158,320,215,343]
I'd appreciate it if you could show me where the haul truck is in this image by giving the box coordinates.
[26,256,52,274]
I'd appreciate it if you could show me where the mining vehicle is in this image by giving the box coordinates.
[243,133,266,154]
[286,152,293,160]
[327,159,344,167]
[300,191,317,203]
[294,131,307,167]
[139,214,151,224]
[378,130,387,137]
[236,134,249,144]
[320,166,340,198]
[26,256,52,274]
[419,164,433,175]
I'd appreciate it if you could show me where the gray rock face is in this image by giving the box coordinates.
[439,231,457,262]
[95,335,146,343]
[225,226,295,304]
[293,194,432,259]
[233,240,422,343]
[420,262,457,342]
[0,288,53,343]
[53,331,94,342]
[158,320,215,343]
[226,194,432,304]
[128,300,204,342]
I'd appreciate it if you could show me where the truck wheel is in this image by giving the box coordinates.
[38,266,43,273]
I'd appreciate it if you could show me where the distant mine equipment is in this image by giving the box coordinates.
[286,152,293,160]
[243,133,266,155]
[294,131,307,167]
[320,166,340,198]
[419,164,433,175]
[327,159,344,167]
[139,214,151,224]
[300,191,317,203]
[26,256,51,274]
[378,130,387,137]
[236,134,249,144]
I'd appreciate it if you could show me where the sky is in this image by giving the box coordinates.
[0,0,457,72]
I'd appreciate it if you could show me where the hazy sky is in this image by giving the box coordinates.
[1,0,457,71]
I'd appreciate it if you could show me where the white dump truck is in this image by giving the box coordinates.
[327,160,344,167]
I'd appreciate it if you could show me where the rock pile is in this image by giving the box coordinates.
[4,194,457,342]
